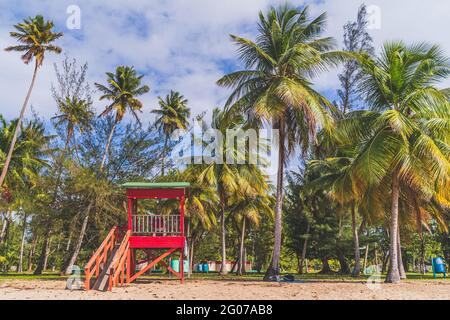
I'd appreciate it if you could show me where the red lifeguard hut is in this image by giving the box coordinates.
[84,182,189,291]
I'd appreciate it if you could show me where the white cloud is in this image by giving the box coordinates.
[1,0,450,126]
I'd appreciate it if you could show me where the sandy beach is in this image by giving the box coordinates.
[1,279,450,300]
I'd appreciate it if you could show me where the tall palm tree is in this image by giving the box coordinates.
[151,91,190,175]
[95,66,150,171]
[217,4,344,278]
[195,108,268,275]
[1,15,63,188]
[338,42,450,283]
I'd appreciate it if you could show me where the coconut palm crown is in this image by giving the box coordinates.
[5,15,63,67]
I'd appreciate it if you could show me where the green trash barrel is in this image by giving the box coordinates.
[170,259,189,273]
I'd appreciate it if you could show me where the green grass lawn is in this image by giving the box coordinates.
[0,272,69,281]
[0,271,447,282]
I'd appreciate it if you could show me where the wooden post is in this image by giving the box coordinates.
[180,195,185,236]
[126,248,131,283]
[127,198,133,231]
[84,269,90,290]
[129,249,134,280]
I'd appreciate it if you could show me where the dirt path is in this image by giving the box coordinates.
[1,279,450,300]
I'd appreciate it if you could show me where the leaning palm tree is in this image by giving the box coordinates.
[217,4,345,278]
[338,42,450,283]
[95,66,150,171]
[151,91,190,175]
[0,15,63,188]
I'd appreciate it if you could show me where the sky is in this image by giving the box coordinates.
[1,0,450,126]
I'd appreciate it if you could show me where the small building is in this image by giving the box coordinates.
[195,260,252,272]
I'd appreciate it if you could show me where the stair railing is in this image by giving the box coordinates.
[108,230,131,291]
[84,226,117,290]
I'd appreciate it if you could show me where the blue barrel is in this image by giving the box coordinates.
[434,258,446,273]
[202,263,209,273]
[197,264,203,272]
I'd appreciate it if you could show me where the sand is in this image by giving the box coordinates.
[1,278,450,300]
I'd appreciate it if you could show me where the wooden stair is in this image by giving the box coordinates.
[92,244,120,291]
[84,227,131,291]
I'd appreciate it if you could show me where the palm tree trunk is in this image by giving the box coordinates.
[65,228,73,252]
[63,204,91,275]
[100,120,118,171]
[397,227,407,279]
[299,222,310,274]
[0,210,11,244]
[337,249,351,274]
[319,257,332,274]
[18,212,28,272]
[386,173,401,283]
[219,191,228,275]
[43,237,52,271]
[420,234,425,274]
[351,203,361,277]
[34,229,51,275]
[264,121,285,280]
[363,244,369,272]
[0,62,39,188]
[27,234,38,272]
[237,218,246,276]
[415,204,426,274]
[161,135,168,176]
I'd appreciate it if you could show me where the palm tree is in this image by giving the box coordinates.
[151,91,190,175]
[229,194,273,275]
[217,4,344,278]
[195,108,268,275]
[95,66,150,171]
[0,15,63,188]
[52,96,94,150]
[307,156,360,276]
[338,42,450,283]
[181,167,218,276]
[0,116,52,246]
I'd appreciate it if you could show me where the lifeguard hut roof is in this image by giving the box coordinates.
[121,182,190,189]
